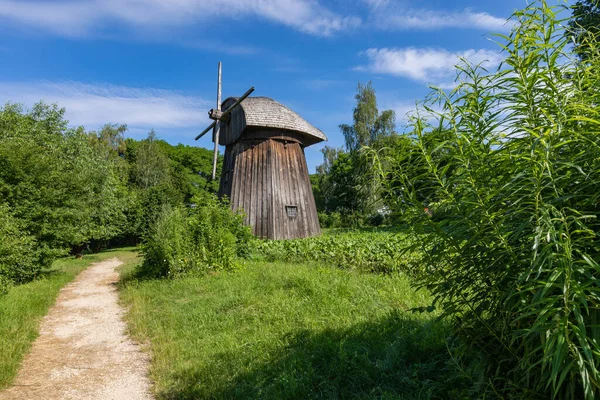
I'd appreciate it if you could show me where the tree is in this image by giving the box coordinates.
[312,83,396,220]
[337,82,395,217]
[0,102,130,256]
[339,82,395,153]
[568,0,600,60]
[130,130,170,189]
[326,152,362,213]
[316,146,344,176]
[90,123,127,156]
[313,146,345,212]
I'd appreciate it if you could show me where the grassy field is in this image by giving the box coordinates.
[0,248,139,389]
[120,257,465,399]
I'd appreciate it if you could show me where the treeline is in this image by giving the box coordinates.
[0,102,218,293]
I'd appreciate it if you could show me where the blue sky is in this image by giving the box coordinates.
[0,0,540,171]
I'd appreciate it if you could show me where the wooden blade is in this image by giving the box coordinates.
[194,120,216,141]
[220,86,255,119]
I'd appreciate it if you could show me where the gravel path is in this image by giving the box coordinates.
[0,258,152,400]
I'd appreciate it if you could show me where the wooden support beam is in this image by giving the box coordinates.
[212,61,222,181]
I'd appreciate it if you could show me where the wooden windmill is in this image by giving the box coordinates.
[196,62,327,240]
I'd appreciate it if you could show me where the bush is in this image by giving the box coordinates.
[318,211,342,229]
[139,195,252,279]
[376,2,600,398]
[0,205,40,294]
[317,212,330,228]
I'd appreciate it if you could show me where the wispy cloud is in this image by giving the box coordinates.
[374,10,509,32]
[356,47,504,85]
[0,81,211,131]
[364,1,510,32]
[0,0,361,38]
[179,39,261,56]
[0,1,97,37]
[0,0,509,43]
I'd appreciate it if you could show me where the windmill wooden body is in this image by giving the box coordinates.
[196,63,326,240]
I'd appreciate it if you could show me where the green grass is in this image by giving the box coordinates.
[0,247,140,389]
[120,260,466,399]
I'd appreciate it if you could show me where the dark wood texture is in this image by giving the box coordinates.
[219,97,247,145]
[219,130,321,240]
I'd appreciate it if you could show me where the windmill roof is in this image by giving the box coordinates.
[223,96,327,142]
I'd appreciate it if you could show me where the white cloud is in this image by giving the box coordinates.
[0,81,211,131]
[356,47,504,85]
[364,1,510,32]
[0,0,360,38]
[376,10,509,32]
[0,1,97,37]
[180,40,261,56]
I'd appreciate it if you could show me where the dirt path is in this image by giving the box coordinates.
[0,258,152,400]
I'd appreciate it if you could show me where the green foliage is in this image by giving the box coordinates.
[137,205,192,278]
[315,151,382,218]
[139,195,251,279]
[0,205,40,294]
[251,230,420,275]
[373,2,600,397]
[339,81,396,153]
[0,101,218,292]
[0,102,130,258]
[123,132,218,241]
[313,83,395,219]
[568,0,600,61]
[317,211,342,228]
[326,152,360,211]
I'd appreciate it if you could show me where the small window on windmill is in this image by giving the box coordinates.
[286,205,298,218]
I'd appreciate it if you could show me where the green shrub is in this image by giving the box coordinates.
[318,211,343,229]
[374,2,600,398]
[138,205,193,278]
[0,204,40,294]
[329,211,342,228]
[317,212,330,228]
[139,195,251,278]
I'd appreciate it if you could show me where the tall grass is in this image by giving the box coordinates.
[373,2,600,398]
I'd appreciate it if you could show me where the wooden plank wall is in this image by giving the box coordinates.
[218,98,246,146]
[219,134,321,240]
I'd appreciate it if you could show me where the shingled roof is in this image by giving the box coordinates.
[218,96,327,146]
